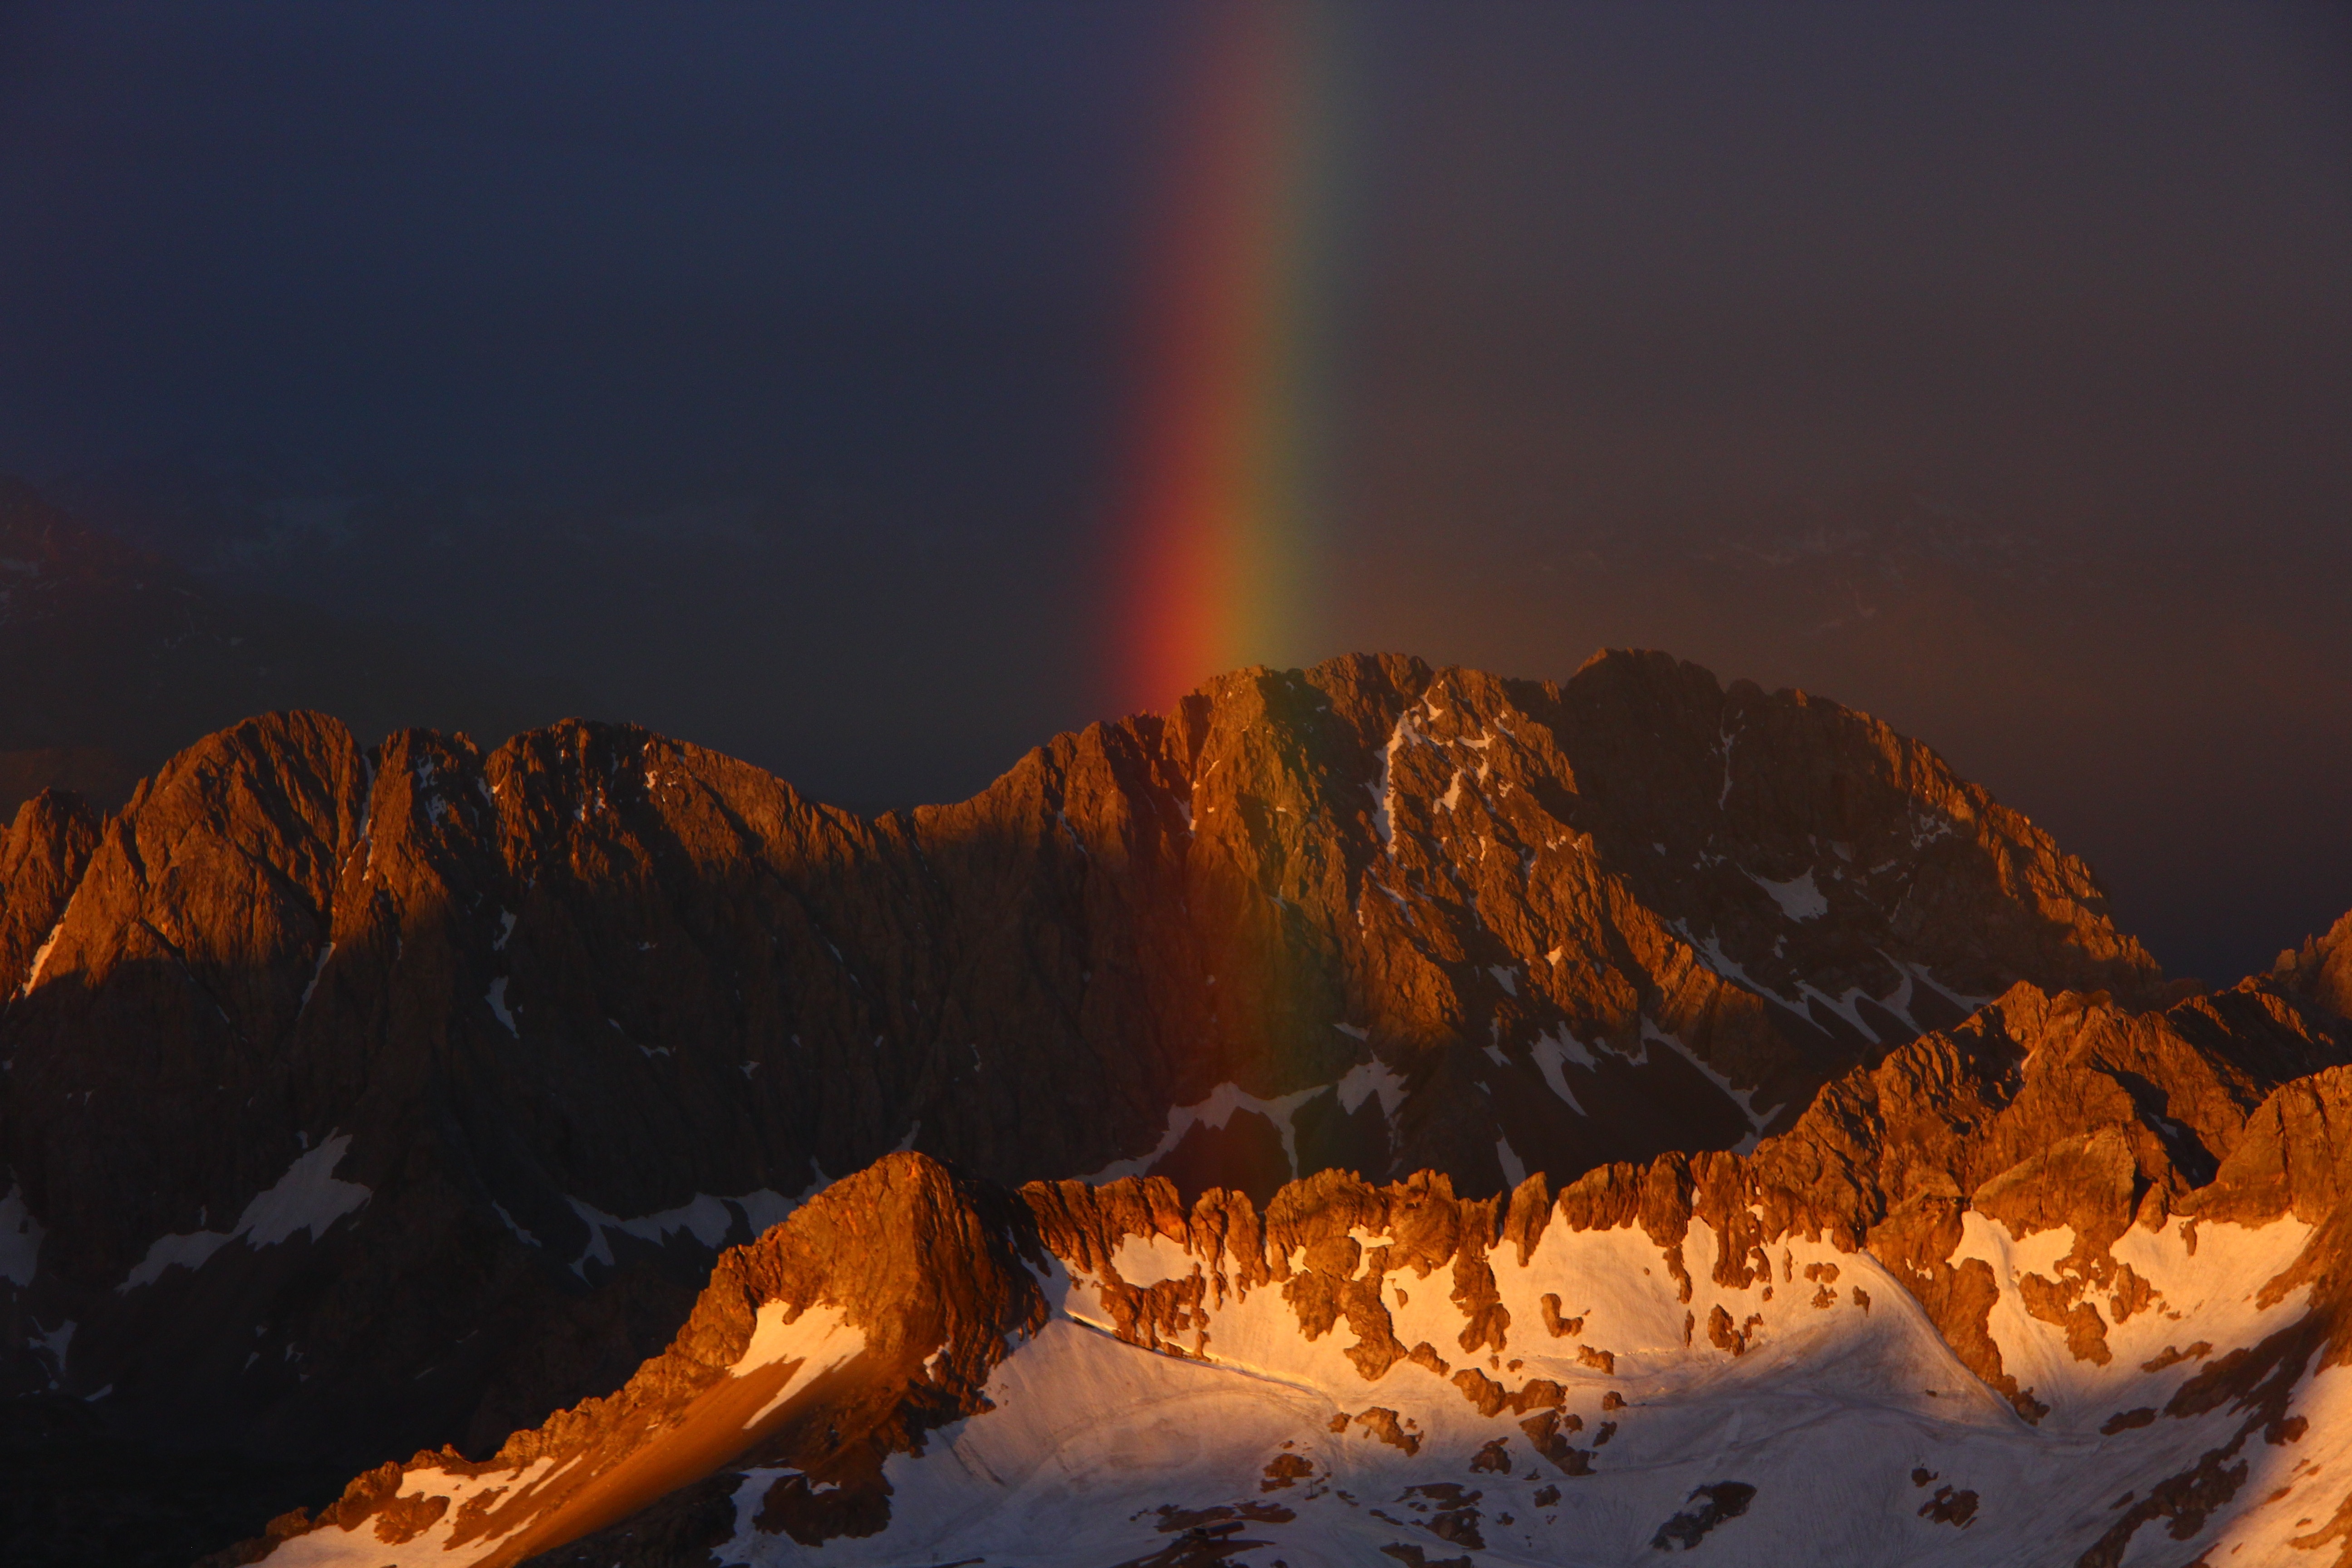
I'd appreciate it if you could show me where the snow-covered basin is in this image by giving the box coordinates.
[255,1200,2341,1568]
[730,1210,2335,1567]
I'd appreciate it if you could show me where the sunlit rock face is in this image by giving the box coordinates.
[0,649,2210,1534]
[239,957,2352,1568]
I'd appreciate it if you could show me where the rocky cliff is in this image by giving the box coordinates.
[0,650,2170,1560]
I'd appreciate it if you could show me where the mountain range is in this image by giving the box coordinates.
[1,650,2345,1566]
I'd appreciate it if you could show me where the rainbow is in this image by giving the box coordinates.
[1106,3,1354,715]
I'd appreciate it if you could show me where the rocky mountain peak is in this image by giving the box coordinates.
[2278,908,2352,1030]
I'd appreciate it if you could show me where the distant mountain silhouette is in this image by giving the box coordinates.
[0,476,577,816]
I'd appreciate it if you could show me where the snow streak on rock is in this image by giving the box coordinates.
[118,1135,371,1292]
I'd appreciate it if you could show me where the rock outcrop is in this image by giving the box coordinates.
[0,650,2168,1559]
[2278,909,2352,1035]
[0,789,100,999]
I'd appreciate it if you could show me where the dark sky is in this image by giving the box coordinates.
[2,2,2348,983]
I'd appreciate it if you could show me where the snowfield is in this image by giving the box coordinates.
[708,1210,2329,1568]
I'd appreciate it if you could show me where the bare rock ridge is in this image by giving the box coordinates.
[0,650,2163,1549]
[0,788,100,997]
[240,953,2352,1567]
[2279,909,2352,1028]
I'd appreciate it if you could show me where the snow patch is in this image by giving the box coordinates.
[1495,1136,1527,1189]
[297,943,334,1014]
[264,1456,561,1568]
[1950,1210,2317,1429]
[1901,959,1994,1016]
[30,1316,71,1376]
[355,754,377,873]
[1682,927,1792,1007]
[1528,1027,1593,1114]
[1871,961,1924,1036]
[1908,808,1960,848]
[1370,707,1427,851]
[735,1188,801,1238]
[120,1135,371,1291]
[1111,1232,1200,1288]
[1084,1081,1329,1185]
[1749,868,1828,921]
[1644,1019,1779,1134]
[486,977,516,1035]
[17,916,65,997]
[565,1187,803,1277]
[1796,982,1883,1043]
[733,1301,866,1427]
[492,1203,540,1248]
[1334,1057,1407,1121]
[1682,925,1939,1045]
[0,1182,43,1286]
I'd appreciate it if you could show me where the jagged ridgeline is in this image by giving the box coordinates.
[0,650,2283,1566]
[231,956,2352,1567]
